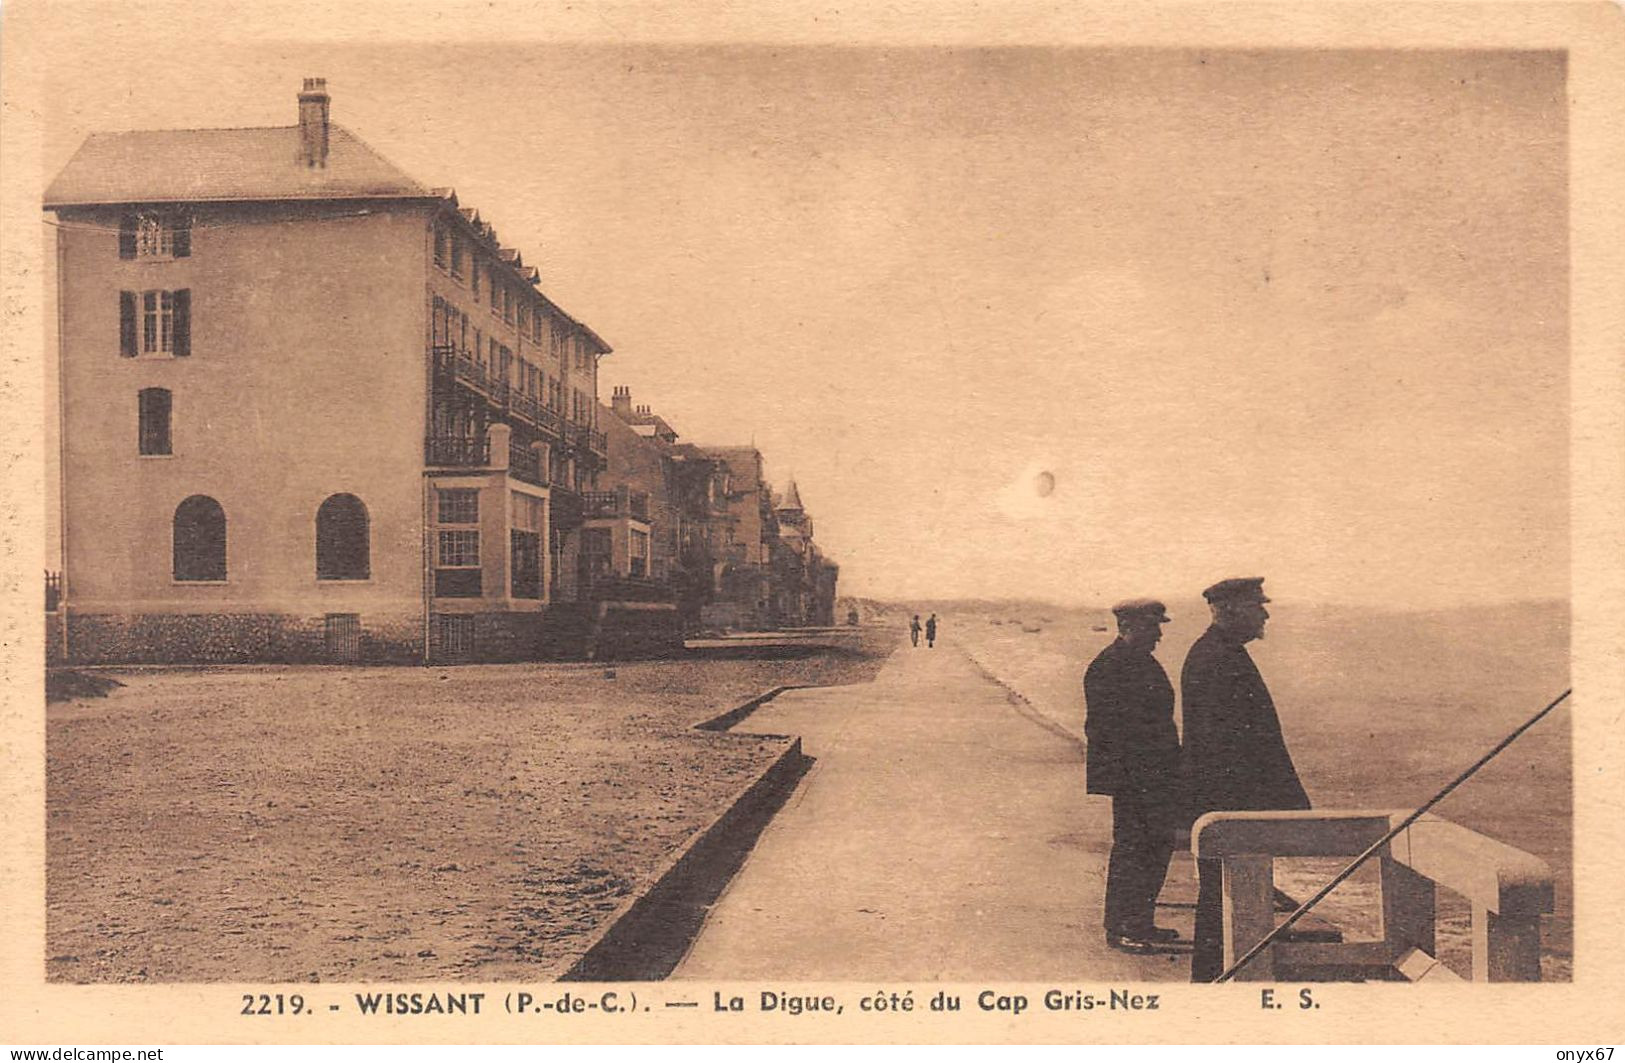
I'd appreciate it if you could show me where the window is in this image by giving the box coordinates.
[436,530,482,597]
[517,303,529,335]
[473,328,484,366]
[434,226,449,269]
[511,491,544,599]
[531,307,543,344]
[451,239,465,280]
[120,289,190,356]
[138,388,172,455]
[438,488,479,524]
[438,529,480,567]
[511,531,541,598]
[173,495,226,581]
[503,287,514,325]
[119,212,190,260]
[471,260,481,301]
[491,279,502,318]
[435,489,480,597]
[316,493,370,580]
[630,528,650,578]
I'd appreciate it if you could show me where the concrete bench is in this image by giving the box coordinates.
[1193,810,1554,982]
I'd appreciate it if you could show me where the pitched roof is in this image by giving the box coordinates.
[778,480,804,511]
[44,125,433,208]
[701,446,765,489]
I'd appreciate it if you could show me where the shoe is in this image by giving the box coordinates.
[1105,932,1158,954]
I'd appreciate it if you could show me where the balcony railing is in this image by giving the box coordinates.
[434,344,566,441]
[508,440,547,487]
[583,490,651,521]
[568,422,609,457]
[426,435,491,467]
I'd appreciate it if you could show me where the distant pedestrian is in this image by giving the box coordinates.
[910,614,922,647]
[1181,577,1310,982]
[925,613,938,648]
[1084,599,1181,953]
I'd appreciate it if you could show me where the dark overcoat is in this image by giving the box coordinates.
[1179,627,1310,818]
[1083,639,1180,799]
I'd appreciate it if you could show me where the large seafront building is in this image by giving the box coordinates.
[46,79,617,663]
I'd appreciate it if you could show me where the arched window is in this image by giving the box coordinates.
[173,495,226,581]
[316,493,370,580]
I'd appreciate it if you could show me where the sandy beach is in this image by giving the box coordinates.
[45,629,897,983]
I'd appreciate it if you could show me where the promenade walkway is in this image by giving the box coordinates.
[674,639,1193,980]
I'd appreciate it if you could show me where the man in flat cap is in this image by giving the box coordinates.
[1084,598,1182,952]
[1181,577,1310,981]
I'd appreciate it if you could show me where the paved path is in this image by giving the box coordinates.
[674,640,1194,981]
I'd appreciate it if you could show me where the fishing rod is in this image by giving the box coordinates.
[1212,686,1572,984]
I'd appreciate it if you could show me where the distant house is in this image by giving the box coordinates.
[46,79,614,664]
[601,387,732,634]
[697,448,838,630]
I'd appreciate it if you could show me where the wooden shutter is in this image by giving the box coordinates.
[119,291,137,356]
[171,216,191,258]
[118,216,137,259]
[172,289,191,356]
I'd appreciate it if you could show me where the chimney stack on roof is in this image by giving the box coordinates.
[611,385,633,419]
[298,77,330,168]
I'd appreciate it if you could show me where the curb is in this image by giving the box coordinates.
[958,642,1086,755]
[692,684,803,732]
[560,736,810,981]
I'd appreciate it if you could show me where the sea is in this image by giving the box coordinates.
[949,599,1572,981]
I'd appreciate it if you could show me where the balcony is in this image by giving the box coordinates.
[433,344,565,441]
[425,435,490,467]
[568,422,609,457]
[583,490,650,522]
[508,439,547,488]
[425,433,547,488]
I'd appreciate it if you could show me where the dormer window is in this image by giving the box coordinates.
[119,212,191,260]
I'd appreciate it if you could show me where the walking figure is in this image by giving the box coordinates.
[925,613,938,649]
[1084,599,1181,953]
[909,614,922,647]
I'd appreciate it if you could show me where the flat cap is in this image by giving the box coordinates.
[1203,577,1269,604]
[1112,598,1171,622]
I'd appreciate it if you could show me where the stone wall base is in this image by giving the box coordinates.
[65,612,422,665]
[596,603,684,661]
[427,611,544,664]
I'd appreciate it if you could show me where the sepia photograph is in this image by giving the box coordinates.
[3,0,1624,1047]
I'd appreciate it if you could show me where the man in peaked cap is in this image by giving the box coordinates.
[1181,577,1311,981]
[1084,598,1183,953]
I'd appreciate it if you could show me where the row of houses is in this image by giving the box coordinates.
[45,79,838,665]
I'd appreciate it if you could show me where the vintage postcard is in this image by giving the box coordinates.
[2,0,1622,1046]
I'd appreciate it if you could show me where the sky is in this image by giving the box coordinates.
[39,41,1569,609]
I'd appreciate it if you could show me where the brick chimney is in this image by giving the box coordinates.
[298,77,330,168]
[611,385,633,420]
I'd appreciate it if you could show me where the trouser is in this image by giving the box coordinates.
[1104,793,1175,937]
[1191,856,1224,982]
